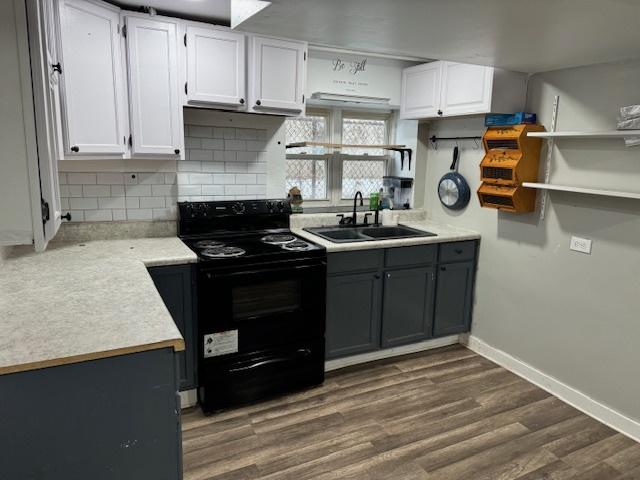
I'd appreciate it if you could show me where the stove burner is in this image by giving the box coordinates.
[194,240,225,249]
[201,246,246,258]
[261,234,297,245]
[281,240,313,251]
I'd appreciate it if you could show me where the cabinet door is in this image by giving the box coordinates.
[249,35,306,114]
[326,272,382,359]
[433,261,475,337]
[57,0,127,155]
[149,265,197,391]
[186,26,246,107]
[126,16,182,156]
[381,267,435,348]
[439,62,493,117]
[400,61,442,119]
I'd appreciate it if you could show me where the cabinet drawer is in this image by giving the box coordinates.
[385,245,437,268]
[327,250,383,274]
[439,241,476,263]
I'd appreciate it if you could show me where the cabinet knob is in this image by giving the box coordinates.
[52,62,62,74]
[455,248,463,254]
[70,145,79,153]
[61,212,72,221]
[255,100,261,106]
[239,98,245,104]
[386,273,391,278]
[174,148,180,155]
[374,274,381,279]
[437,109,443,116]
[440,266,447,271]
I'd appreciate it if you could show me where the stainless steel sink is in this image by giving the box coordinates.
[304,224,437,243]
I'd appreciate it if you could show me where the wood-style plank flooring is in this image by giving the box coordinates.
[181,345,640,480]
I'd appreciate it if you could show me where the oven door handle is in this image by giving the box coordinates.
[206,264,322,279]
[228,348,311,373]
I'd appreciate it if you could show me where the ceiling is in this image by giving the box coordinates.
[114,0,231,24]
[236,0,640,73]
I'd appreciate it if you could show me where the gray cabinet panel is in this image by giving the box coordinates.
[326,271,382,359]
[327,249,383,274]
[385,244,437,268]
[433,261,475,337]
[0,349,181,480]
[439,240,476,263]
[381,267,435,348]
[149,264,197,390]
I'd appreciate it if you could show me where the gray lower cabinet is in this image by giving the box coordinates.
[381,267,435,348]
[0,349,182,480]
[433,261,475,337]
[326,271,382,359]
[149,264,197,391]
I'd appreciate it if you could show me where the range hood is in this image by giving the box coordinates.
[310,92,391,106]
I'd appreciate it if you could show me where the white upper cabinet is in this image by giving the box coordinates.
[400,62,442,119]
[439,62,493,116]
[186,25,246,107]
[57,0,127,156]
[248,35,306,115]
[125,16,182,156]
[400,61,526,120]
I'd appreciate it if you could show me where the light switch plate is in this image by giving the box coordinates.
[570,236,592,254]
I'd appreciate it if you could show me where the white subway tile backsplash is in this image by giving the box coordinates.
[98,197,126,209]
[67,173,97,185]
[201,162,225,173]
[60,125,269,223]
[188,149,213,161]
[188,125,213,138]
[235,174,257,184]
[110,185,125,197]
[139,196,166,208]
[224,139,246,151]
[125,184,152,197]
[178,161,202,172]
[84,210,113,222]
[236,151,259,162]
[201,138,224,150]
[82,185,111,197]
[213,173,236,184]
[69,197,98,209]
[127,209,153,220]
[96,173,124,185]
[225,163,248,173]
[125,197,140,209]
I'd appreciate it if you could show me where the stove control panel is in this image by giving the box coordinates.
[178,199,291,220]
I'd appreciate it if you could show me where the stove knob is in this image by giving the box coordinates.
[232,202,245,214]
[277,201,285,212]
[266,201,274,212]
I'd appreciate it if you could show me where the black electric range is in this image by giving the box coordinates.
[178,200,326,414]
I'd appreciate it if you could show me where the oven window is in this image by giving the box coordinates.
[232,280,302,320]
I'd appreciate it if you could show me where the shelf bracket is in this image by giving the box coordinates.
[537,95,560,221]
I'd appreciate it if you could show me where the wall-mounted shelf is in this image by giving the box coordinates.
[527,130,640,139]
[286,141,406,149]
[523,182,640,200]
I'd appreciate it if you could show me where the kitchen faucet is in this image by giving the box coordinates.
[352,191,363,225]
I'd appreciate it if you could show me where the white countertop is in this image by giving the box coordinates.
[0,237,197,375]
[293,219,480,252]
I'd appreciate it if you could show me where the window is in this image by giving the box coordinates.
[285,108,392,205]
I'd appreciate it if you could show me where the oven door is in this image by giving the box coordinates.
[199,259,326,353]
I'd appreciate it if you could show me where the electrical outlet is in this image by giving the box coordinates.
[570,236,592,254]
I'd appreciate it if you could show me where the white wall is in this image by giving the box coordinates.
[421,59,640,423]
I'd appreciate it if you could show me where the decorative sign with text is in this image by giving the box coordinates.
[330,57,369,92]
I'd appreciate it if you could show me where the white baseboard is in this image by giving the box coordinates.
[179,389,197,409]
[461,334,640,443]
[324,335,460,372]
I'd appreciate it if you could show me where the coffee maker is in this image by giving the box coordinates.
[382,176,413,209]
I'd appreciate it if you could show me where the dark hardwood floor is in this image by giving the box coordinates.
[181,345,640,480]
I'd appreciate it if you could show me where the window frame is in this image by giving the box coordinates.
[285,106,395,208]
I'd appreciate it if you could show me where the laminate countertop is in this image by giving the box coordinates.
[0,237,197,375]
[293,219,480,252]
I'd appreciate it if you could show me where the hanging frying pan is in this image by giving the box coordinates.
[438,146,470,210]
